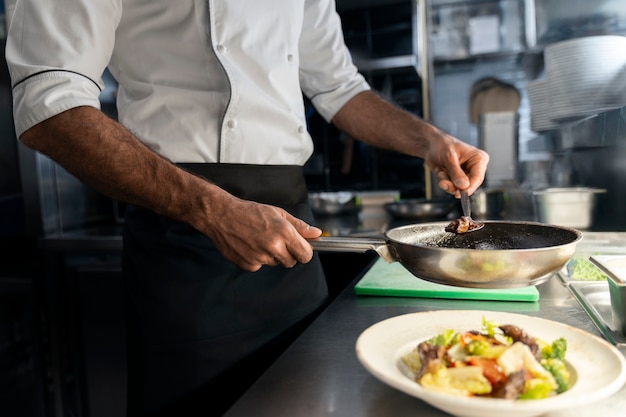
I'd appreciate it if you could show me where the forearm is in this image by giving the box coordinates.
[330,90,454,159]
[331,90,489,194]
[19,106,225,230]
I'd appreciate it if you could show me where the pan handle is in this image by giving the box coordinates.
[308,236,397,263]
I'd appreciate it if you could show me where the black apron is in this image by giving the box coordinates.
[122,163,328,417]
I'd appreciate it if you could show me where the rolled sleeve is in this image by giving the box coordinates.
[299,0,370,123]
[6,0,120,137]
[12,72,103,137]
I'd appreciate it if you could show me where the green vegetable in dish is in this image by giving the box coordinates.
[427,328,459,347]
[466,339,507,359]
[520,377,557,399]
[482,317,499,338]
[566,256,607,281]
[541,358,571,393]
[540,337,567,361]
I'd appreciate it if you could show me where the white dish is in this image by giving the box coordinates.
[542,36,626,121]
[355,310,626,417]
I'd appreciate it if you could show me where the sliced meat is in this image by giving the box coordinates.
[445,216,482,234]
[491,369,527,399]
[415,341,446,380]
[499,324,541,361]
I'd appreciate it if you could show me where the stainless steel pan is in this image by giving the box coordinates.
[310,221,582,289]
[384,198,456,220]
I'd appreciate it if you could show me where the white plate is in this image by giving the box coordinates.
[355,310,626,417]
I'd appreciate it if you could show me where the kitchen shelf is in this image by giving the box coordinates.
[430,0,527,62]
[337,0,424,102]
[354,54,419,72]
[433,50,524,66]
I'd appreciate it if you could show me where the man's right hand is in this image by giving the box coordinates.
[194,192,322,271]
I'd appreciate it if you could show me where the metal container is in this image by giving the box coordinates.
[309,192,359,216]
[384,198,455,220]
[589,255,626,336]
[470,188,507,219]
[532,187,606,229]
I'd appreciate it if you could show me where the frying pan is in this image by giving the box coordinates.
[310,220,582,289]
[384,198,456,220]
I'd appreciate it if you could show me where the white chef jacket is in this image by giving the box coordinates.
[6,0,370,165]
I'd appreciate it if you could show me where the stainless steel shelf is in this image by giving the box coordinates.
[354,54,419,72]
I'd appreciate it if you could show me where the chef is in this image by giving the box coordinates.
[5,1,489,416]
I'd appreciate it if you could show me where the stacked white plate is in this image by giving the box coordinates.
[525,79,559,131]
[544,35,626,122]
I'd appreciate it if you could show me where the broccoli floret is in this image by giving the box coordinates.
[541,337,567,360]
[520,377,556,399]
[541,358,571,393]
[465,339,507,359]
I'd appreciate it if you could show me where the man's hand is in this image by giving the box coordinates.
[197,193,322,272]
[423,130,490,197]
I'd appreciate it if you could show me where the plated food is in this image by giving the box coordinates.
[356,311,626,417]
[401,318,570,399]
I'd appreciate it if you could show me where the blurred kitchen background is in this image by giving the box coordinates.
[1,1,626,416]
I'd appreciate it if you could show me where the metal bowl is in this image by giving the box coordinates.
[384,198,455,220]
[470,188,507,219]
[309,192,359,216]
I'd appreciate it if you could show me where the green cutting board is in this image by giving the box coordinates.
[354,258,539,302]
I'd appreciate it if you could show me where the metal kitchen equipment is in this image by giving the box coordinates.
[459,189,484,232]
[589,255,626,336]
[384,198,455,220]
[470,188,507,219]
[308,192,359,216]
[532,187,606,230]
[310,220,582,289]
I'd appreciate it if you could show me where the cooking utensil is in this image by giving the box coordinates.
[384,198,455,220]
[354,258,540,301]
[309,220,582,289]
[460,190,484,231]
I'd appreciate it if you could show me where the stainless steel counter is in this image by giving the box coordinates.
[223,243,626,417]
